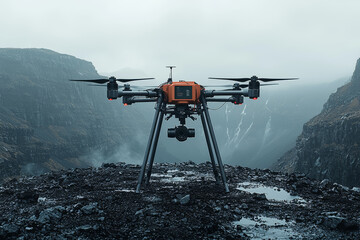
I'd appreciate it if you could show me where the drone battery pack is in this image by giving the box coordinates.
[162,81,202,104]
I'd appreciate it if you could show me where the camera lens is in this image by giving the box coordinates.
[175,126,188,142]
[168,126,195,142]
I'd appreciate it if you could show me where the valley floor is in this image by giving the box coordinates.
[0,162,359,239]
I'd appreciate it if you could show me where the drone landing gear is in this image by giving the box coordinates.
[200,95,229,193]
[136,96,165,193]
[136,95,229,193]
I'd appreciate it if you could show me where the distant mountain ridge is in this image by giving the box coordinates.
[274,58,360,187]
[0,48,146,181]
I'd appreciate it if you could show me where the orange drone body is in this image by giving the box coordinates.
[161,81,203,104]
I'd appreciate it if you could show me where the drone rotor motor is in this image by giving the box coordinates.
[107,79,118,100]
[248,79,260,99]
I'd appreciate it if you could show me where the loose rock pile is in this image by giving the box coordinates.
[0,162,359,239]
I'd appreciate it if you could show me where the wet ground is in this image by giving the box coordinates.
[0,161,359,239]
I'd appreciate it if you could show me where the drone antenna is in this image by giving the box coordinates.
[166,66,176,83]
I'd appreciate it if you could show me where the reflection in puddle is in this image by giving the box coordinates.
[151,170,213,183]
[115,189,136,192]
[37,197,57,204]
[236,182,306,204]
[151,173,186,182]
[233,216,300,239]
[235,216,287,227]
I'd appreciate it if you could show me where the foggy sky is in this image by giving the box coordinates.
[1,0,360,84]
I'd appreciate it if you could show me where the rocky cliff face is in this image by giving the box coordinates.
[0,48,145,181]
[274,59,360,187]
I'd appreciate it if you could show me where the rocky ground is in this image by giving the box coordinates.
[0,161,360,239]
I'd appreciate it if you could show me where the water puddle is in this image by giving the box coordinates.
[151,173,186,182]
[37,197,57,205]
[233,216,300,239]
[151,170,213,183]
[236,182,306,204]
[114,189,136,193]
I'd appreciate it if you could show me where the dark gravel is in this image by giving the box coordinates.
[0,161,359,239]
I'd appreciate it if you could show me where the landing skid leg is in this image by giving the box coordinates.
[200,96,230,193]
[200,110,220,183]
[136,96,164,193]
[145,103,165,185]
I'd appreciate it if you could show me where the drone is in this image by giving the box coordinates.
[71,66,297,193]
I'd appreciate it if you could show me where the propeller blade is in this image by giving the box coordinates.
[204,84,250,88]
[207,83,278,90]
[235,83,278,88]
[130,85,159,89]
[260,83,279,86]
[70,79,109,84]
[203,85,234,88]
[258,78,298,82]
[209,77,298,82]
[208,77,251,82]
[87,84,107,87]
[116,78,155,82]
[86,84,160,92]
[70,77,155,84]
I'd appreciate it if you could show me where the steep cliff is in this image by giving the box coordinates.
[0,48,145,181]
[275,59,360,187]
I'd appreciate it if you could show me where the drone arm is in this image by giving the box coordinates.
[205,97,235,102]
[128,98,158,104]
[204,90,248,97]
[118,90,159,98]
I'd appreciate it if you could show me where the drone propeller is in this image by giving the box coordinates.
[253,83,279,86]
[130,85,159,89]
[204,83,278,89]
[255,77,298,82]
[86,84,158,89]
[208,76,298,82]
[222,84,279,91]
[70,76,155,84]
[86,84,107,87]
[208,77,251,82]
[204,85,231,87]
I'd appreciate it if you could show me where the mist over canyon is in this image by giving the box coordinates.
[0,48,354,187]
[0,48,149,181]
[275,58,360,188]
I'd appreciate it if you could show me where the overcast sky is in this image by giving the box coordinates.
[1,0,360,84]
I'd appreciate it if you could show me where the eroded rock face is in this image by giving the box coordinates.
[0,48,145,181]
[275,58,360,187]
[0,162,359,239]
